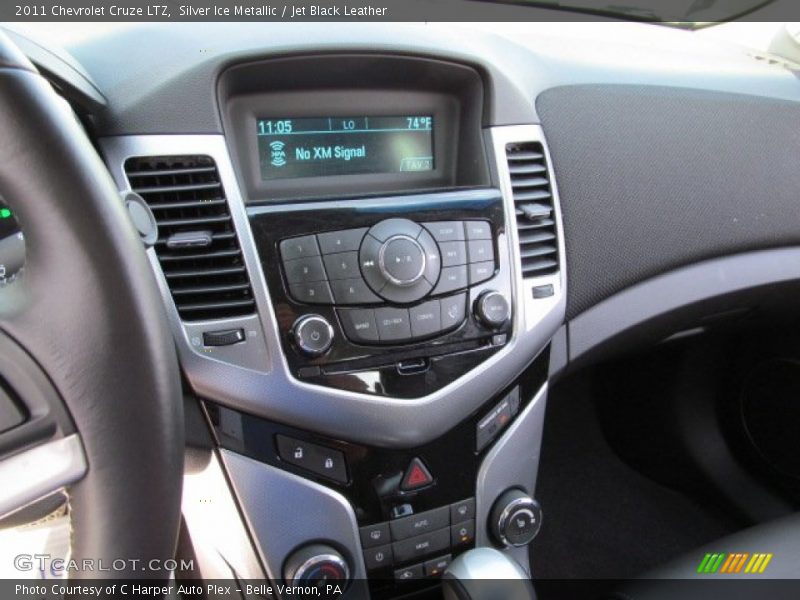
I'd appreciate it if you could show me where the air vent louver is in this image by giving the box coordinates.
[505,142,560,277]
[124,155,255,321]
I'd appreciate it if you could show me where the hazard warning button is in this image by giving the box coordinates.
[400,457,434,491]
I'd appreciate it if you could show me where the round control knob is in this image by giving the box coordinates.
[378,234,426,287]
[474,291,510,329]
[283,543,350,587]
[292,315,334,356]
[490,489,542,547]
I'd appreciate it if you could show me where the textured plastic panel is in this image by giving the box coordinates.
[537,85,800,319]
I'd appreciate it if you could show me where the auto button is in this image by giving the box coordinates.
[390,506,449,541]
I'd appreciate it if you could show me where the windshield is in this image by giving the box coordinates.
[476,0,776,25]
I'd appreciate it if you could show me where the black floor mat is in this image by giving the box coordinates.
[531,373,736,580]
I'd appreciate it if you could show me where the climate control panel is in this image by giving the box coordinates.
[248,189,512,398]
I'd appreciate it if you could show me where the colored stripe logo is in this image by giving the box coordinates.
[697,553,773,574]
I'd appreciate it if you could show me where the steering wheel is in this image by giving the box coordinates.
[0,32,183,577]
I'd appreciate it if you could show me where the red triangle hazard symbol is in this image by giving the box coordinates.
[401,458,433,490]
[407,464,428,486]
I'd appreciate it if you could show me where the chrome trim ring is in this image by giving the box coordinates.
[377,234,427,287]
[496,497,542,548]
[293,315,335,357]
[288,552,350,585]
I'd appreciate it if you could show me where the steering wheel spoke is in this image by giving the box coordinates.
[0,30,183,577]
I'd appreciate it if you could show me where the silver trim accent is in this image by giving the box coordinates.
[475,384,549,574]
[486,125,567,340]
[0,434,86,518]
[220,449,367,588]
[444,546,530,581]
[99,131,564,447]
[378,234,426,287]
[287,552,350,585]
[182,449,266,580]
[293,315,335,357]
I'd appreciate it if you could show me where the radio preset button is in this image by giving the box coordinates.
[284,255,327,284]
[280,235,320,261]
[317,228,368,254]
[330,278,382,305]
[289,281,333,305]
[423,221,465,242]
[323,251,361,280]
[375,307,412,342]
[338,308,379,343]
[465,221,492,240]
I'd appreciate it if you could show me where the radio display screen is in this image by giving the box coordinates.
[256,115,434,180]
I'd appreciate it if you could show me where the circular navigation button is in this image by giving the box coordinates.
[292,315,334,356]
[379,235,426,287]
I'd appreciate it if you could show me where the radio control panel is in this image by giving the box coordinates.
[248,189,513,398]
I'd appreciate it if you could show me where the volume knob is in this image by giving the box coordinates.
[292,315,334,356]
[474,291,510,329]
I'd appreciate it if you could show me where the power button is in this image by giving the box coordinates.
[292,315,334,356]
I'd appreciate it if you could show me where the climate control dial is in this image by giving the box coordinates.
[283,543,350,587]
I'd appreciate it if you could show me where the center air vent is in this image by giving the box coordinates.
[124,155,255,321]
[505,142,560,277]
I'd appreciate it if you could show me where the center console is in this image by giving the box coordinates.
[100,52,566,600]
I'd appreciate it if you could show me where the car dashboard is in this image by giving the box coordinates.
[7,20,800,598]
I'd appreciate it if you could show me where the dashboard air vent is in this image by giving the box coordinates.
[505,142,560,277]
[124,155,255,321]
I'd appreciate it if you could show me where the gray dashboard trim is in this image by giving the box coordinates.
[99,130,563,448]
[221,449,367,595]
[568,247,800,365]
[475,383,548,575]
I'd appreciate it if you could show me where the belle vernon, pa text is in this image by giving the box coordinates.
[16,583,344,597]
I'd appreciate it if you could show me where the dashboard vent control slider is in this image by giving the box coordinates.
[123,155,255,321]
[505,143,560,278]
